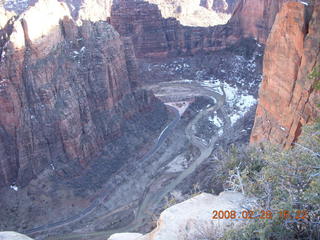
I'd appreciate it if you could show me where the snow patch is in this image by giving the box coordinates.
[209,115,223,128]
[10,185,18,191]
[50,163,55,170]
[199,80,257,126]
[300,1,308,6]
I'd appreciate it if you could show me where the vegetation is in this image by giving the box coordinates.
[309,64,320,90]
[217,124,320,240]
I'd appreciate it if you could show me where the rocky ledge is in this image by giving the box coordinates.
[0,232,33,240]
[108,192,253,240]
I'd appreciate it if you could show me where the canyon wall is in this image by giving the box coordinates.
[110,0,293,58]
[229,0,289,43]
[110,0,239,58]
[0,0,167,188]
[3,0,291,58]
[250,1,320,148]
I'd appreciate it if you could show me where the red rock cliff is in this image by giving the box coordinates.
[4,0,289,58]
[110,0,292,58]
[229,0,290,43]
[250,1,320,147]
[110,0,241,58]
[0,0,167,188]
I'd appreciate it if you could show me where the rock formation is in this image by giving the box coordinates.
[0,0,168,188]
[250,1,320,148]
[108,192,253,240]
[110,0,239,58]
[110,0,295,58]
[229,0,290,43]
[0,232,34,240]
[3,0,292,58]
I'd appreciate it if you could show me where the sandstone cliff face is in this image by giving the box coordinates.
[250,2,320,147]
[229,0,290,43]
[108,192,253,240]
[0,0,167,188]
[110,0,292,58]
[111,0,239,58]
[3,0,288,58]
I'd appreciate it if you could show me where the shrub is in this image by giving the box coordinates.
[221,124,320,240]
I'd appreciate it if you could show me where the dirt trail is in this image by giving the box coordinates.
[38,81,228,240]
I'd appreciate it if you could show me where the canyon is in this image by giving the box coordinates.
[110,0,290,58]
[0,0,168,189]
[0,0,318,240]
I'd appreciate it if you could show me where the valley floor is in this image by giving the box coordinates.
[1,40,263,240]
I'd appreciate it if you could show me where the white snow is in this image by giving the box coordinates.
[280,126,286,131]
[209,115,223,128]
[182,79,257,126]
[50,163,55,170]
[10,185,18,191]
[223,82,238,102]
[222,82,257,125]
[69,4,75,11]
[199,80,257,126]
[229,93,256,125]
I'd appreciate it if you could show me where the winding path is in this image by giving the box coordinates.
[26,81,228,240]
[23,107,180,236]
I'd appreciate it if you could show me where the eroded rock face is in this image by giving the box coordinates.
[3,0,290,58]
[108,192,253,240]
[0,0,167,188]
[250,2,320,148]
[229,0,290,43]
[111,0,240,58]
[110,0,294,58]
